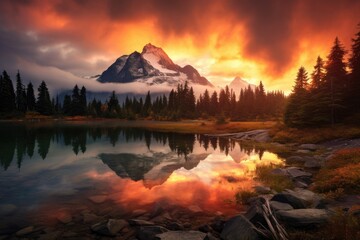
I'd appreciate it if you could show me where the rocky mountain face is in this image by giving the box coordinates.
[98,152,209,189]
[229,76,256,94]
[97,43,213,87]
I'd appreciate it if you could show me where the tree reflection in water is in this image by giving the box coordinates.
[0,123,267,170]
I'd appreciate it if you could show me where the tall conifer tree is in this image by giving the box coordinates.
[15,71,27,113]
[348,24,360,114]
[26,82,36,111]
[36,81,52,115]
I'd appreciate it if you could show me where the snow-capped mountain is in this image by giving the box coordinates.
[98,43,213,87]
[229,76,256,94]
[99,152,209,189]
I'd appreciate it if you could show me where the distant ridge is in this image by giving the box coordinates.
[229,76,256,93]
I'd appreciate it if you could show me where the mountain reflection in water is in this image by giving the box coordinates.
[0,122,284,229]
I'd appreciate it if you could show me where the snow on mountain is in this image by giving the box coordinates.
[141,43,178,75]
[97,43,213,87]
[229,76,256,94]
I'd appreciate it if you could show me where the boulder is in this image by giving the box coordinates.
[16,226,34,237]
[91,219,128,236]
[188,205,203,213]
[88,195,107,204]
[271,193,307,209]
[198,224,212,233]
[156,230,207,240]
[56,213,72,224]
[284,189,320,207]
[304,159,321,169]
[276,209,331,228]
[132,209,147,217]
[205,233,221,240]
[220,215,261,240]
[287,156,307,163]
[297,150,311,154]
[83,213,100,224]
[270,201,294,211]
[210,219,225,232]
[286,167,312,178]
[299,144,318,151]
[252,131,270,143]
[137,225,168,240]
[293,180,309,188]
[253,186,271,194]
[151,212,172,223]
[244,204,267,228]
[270,168,289,176]
[167,222,184,230]
[129,219,155,226]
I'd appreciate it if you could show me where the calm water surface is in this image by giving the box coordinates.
[0,122,284,232]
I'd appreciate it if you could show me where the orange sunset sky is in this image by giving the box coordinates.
[0,0,359,93]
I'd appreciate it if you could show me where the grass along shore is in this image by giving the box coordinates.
[0,117,277,134]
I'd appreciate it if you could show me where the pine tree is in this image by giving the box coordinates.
[230,90,237,119]
[324,37,348,123]
[219,88,228,115]
[187,87,196,118]
[305,57,329,125]
[0,71,16,113]
[202,89,210,116]
[284,67,309,126]
[255,81,266,117]
[168,89,176,113]
[108,91,120,115]
[143,91,152,116]
[36,81,52,115]
[70,85,80,116]
[26,82,36,111]
[15,71,27,113]
[311,56,325,89]
[348,23,360,114]
[0,75,4,113]
[293,67,309,92]
[54,95,60,113]
[210,91,218,116]
[63,95,71,115]
[80,86,87,115]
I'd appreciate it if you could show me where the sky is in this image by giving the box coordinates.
[0,0,359,94]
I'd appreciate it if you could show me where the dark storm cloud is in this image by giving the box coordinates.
[225,0,298,74]
[103,0,360,74]
[0,0,359,89]
[0,28,107,77]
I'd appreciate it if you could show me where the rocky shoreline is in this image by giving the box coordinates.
[1,131,360,240]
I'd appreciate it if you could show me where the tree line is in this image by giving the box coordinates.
[285,24,360,127]
[0,72,286,121]
[89,81,285,121]
[0,70,88,117]
[0,125,264,171]
[0,71,54,116]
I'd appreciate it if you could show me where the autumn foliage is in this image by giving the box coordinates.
[314,148,360,194]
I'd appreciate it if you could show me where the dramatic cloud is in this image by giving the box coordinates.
[0,0,359,93]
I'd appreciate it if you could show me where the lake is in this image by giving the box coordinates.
[0,122,284,236]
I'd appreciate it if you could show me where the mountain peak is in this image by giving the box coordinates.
[229,77,256,93]
[141,43,178,72]
[97,43,213,87]
[142,43,160,53]
[232,76,248,84]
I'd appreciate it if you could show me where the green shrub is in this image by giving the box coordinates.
[235,190,258,204]
[255,165,294,192]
